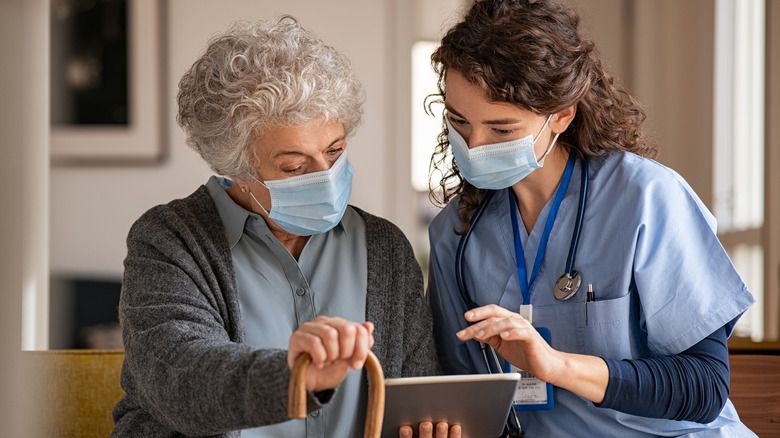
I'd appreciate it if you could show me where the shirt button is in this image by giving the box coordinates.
[310,410,320,417]
[296,288,306,296]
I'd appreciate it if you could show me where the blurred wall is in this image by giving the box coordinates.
[49,0,406,278]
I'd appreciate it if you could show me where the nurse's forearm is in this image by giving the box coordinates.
[548,352,609,404]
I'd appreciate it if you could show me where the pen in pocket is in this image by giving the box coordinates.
[585,283,595,325]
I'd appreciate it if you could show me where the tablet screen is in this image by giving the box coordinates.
[380,373,520,438]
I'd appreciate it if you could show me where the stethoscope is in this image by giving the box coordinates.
[454,155,588,434]
[455,154,589,310]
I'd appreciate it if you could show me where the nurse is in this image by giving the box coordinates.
[425,0,757,436]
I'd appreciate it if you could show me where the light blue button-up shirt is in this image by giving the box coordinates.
[206,176,368,438]
[428,152,756,437]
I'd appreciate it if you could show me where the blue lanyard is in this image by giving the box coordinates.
[509,151,577,305]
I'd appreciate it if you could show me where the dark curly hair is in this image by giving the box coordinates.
[427,0,656,233]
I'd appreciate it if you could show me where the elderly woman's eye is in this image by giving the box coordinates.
[283,165,304,174]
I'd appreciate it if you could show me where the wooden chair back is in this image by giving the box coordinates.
[25,349,125,438]
[729,354,780,437]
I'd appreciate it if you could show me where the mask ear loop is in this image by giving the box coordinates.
[246,175,272,216]
[537,132,561,164]
[533,114,560,164]
[248,191,272,216]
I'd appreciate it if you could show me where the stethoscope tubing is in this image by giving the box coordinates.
[564,157,589,274]
[456,156,589,308]
[455,190,496,310]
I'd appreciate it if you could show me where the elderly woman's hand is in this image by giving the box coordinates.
[399,421,462,438]
[287,316,375,392]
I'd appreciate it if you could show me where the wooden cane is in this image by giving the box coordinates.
[288,351,385,438]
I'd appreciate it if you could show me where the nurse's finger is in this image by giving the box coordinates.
[458,314,533,341]
[455,316,505,341]
[464,304,514,322]
[484,317,536,341]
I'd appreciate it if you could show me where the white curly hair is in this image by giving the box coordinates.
[176,15,365,179]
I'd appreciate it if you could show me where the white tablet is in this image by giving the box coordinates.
[380,373,520,438]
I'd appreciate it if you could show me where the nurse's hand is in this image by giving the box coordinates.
[456,304,608,403]
[287,316,374,392]
[399,421,462,438]
[456,305,558,381]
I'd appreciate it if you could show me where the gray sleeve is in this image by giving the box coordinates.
[359,208,441,379]
[395,231,442,378]
[115,200,322,436]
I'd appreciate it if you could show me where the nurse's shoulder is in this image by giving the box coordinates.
[593,151,717,231]
[428,195,464,244]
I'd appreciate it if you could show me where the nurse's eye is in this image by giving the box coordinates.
[492,128,514,136]
[447,115,468,126]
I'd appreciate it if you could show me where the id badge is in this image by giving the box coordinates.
[504,326,554,411]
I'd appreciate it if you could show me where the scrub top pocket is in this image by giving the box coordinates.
[534,291,643,360]
[574,292,644,359]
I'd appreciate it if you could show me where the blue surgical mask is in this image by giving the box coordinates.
[249,152,354,236]
[446,115,559,190]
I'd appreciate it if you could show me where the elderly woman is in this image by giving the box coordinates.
[111,16,451,438]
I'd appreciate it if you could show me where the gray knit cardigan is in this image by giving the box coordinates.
[111,186,440,437]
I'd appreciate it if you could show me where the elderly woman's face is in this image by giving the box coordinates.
[234,118,348,234]
[252,119,346,181]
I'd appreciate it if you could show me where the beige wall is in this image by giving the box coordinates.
[631,0,716,206]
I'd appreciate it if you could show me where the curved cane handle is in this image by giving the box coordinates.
[288,351,385,438]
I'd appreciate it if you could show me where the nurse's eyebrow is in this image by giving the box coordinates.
[444,104,522,125]
[444,104,465,119]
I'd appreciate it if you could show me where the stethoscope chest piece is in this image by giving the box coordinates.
[554,271,581,301]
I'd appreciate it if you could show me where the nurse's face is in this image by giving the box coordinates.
[444,70,557,158]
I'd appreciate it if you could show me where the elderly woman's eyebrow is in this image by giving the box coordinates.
[272,136,345,158]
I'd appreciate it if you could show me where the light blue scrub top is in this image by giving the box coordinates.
[207,176,369,438]
[427,152,757,437]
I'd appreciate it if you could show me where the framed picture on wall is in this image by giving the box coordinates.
[50,0,165,164]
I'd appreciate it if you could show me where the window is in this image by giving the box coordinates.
[411,40,441,193]
[713,0,766,340]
